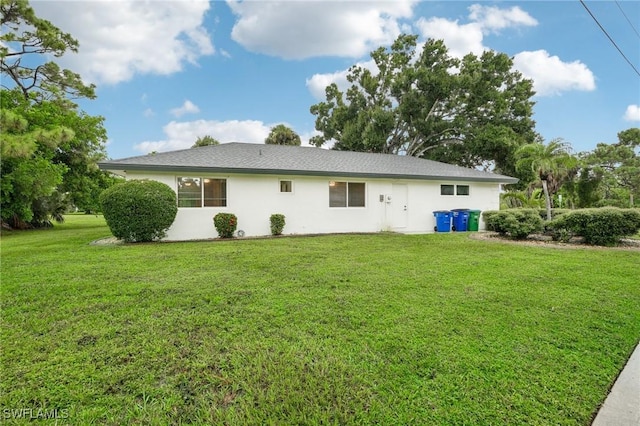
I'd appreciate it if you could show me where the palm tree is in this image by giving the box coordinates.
[265,124,301,146]
[500,189,544,209]
[516,138,577,221]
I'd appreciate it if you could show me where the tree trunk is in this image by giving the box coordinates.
[631,193,634,208]
[542,179,552,221]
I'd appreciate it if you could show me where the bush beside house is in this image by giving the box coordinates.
[213,213,237,238]
[483,209,544,239]
[270,214,286,236]
[99,180,178,243]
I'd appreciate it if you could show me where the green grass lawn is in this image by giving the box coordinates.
[1,216,639,425]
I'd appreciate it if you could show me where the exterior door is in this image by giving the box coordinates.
[392,184,408,228]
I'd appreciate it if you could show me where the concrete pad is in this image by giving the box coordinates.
[592,342,640,426]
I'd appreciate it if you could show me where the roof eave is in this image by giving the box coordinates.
[98,162,518,184]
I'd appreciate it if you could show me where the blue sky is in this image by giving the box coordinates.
[30,0,640,160]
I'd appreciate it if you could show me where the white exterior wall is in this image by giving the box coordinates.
[126,172,501,241]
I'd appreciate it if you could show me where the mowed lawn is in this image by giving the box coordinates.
[1,216,639,425]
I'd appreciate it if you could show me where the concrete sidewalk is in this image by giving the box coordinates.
[592,342,640,426]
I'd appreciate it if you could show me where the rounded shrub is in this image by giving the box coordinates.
[213,213,237,238]
[484,209,543,239]
[270,213,285,236]
[99,179,178,243]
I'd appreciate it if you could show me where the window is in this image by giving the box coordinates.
[329,182,347,207]
[441,184,469,196]
[280,180,292,193]
[203,178,227,206]
[456,185,470,196]
[348,182,365,206]
[177,177,226,207]
[440,184,455,196]
[329,181,365,207]
[178,177,202,207]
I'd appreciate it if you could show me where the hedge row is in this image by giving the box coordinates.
[536,209,572,219]
[484,207,640,246]
[547,208,640,246]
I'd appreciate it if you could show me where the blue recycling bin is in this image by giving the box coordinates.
[451,209,470,232]
[433,210,452,232]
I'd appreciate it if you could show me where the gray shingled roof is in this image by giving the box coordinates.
[99,142,518,183]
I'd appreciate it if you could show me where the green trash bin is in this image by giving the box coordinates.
[468,210,481,231]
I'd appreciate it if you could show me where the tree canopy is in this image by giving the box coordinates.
[310,34,538,179]
[580,128,640,207]
[1,0,95,104]
[265,124,301,146]
[192,135,220,148]
[1,0,110,227]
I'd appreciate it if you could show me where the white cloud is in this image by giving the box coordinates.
[143,108,155,118]
[468,4,538,32]
[31,1,214,85]
[624,105,640,121]
[228,0,416,59]
[306,60,378,100]
[170,100,200,117]
[414,5,592,97]
[133,119,273,153]
[512,50,596,96]
[416,17,485,58]
[134,120,320,153]
[416,4,537,58]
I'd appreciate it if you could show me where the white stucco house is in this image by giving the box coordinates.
[98,142,517,241]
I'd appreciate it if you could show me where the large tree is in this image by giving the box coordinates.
[310,34,538,178]
[582,128,640,207]
[516,138,577,221]
[265,124,301,146]
[1,0,110,227]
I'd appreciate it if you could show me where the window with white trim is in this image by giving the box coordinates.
[177,177,226,207]
[329,181,365,207]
